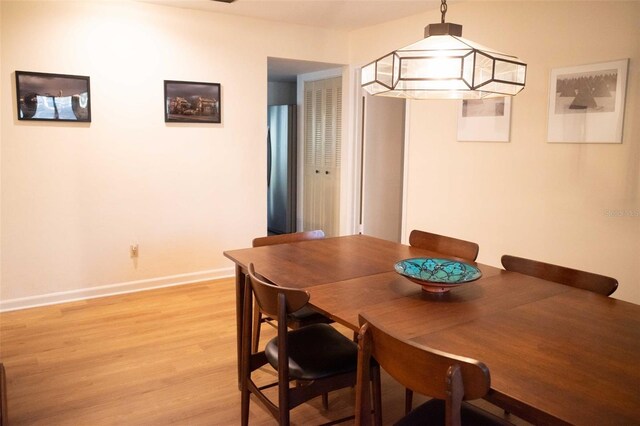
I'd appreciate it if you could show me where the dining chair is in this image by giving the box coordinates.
[501,254,618,296]
[250,230,332,353]
[406,229,480,413]
[251,230,325,248]
[355,313,512,426]
[241,263,381,426]
[409,230,479,261]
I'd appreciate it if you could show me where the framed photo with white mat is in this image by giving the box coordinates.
[547,59,628,143]
[457,97,511,142]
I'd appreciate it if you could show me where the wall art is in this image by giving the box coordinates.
[457,97,511,142]
[16,71,91,122]
[164,80,221,123]
[547,59,628,143]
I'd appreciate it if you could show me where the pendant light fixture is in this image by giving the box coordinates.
[361,0,526,99]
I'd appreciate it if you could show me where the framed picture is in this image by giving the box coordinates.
[457,97,511,142]
[547,59,629,143]
[16,71,91,122]
[164,80,221,123]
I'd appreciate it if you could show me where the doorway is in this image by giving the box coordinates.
[267,57,344,236]
[358,91,406,242]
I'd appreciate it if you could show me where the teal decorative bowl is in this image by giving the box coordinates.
[394,257,482,293]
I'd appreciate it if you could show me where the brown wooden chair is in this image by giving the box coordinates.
[251,230,332,353]
[409,230,479,261]
[355,313,512,426]
[252,230,325,248]
[406,229,480,412]
[501,255,618,296]
[241,263,380,425]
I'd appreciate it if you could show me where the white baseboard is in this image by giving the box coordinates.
[0,267,235,312]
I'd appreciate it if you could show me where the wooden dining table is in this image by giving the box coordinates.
[223,234,640,425]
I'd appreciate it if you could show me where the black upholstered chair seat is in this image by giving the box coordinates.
[396,399,512,426]
[265,323,358,381]
[261,306,330,327]
[289,305,332,322]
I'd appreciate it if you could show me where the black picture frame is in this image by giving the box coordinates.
[15,71,91,122]
[164,80,221,123]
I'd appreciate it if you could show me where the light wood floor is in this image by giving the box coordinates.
[0,279,527,425]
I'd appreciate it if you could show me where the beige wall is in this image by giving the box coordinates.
[2,1,639,309]
[350,1,640,304]
[0,1,349,308]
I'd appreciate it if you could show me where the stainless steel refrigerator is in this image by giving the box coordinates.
[267,105,297,235]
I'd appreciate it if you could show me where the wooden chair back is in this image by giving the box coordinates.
[356,313,490,426]
[409,230,479,261]
[247,263,310,318]
[249,231,328,353]
[252,230,325,248]
[243,264,298,424]
[501,255,618,296]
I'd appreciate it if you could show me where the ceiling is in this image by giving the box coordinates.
[143,0,441,82]
[144,0,437,31]
[268,58,344,83]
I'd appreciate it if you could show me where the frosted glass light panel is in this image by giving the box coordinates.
[361,33,526,100]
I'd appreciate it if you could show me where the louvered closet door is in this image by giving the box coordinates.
[303,77,341,237]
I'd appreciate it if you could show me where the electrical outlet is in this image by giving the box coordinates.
[130,244,139,258]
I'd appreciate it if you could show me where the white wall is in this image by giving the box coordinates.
[349,1,640,304]
[0,1,349,309]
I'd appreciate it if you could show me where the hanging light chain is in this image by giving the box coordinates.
[440,0,448,23]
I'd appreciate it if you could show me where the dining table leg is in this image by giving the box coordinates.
[234,264,246,389]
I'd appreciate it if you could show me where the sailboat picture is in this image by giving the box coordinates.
[554,69,617,114]
[547,59,629,143]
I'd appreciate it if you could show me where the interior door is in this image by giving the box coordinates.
[361,93,405,242]
[302,77,341,237]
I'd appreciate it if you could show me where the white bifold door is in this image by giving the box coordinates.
[303,77,341,237]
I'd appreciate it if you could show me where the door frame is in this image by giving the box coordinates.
[351,67,411,243]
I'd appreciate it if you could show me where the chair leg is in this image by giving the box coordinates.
[322,393,329,410]
[372,365,383,426]
[241,384,250,426]
[280,396,290,426]
[252,302,262,353]
[405,388,413,415]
